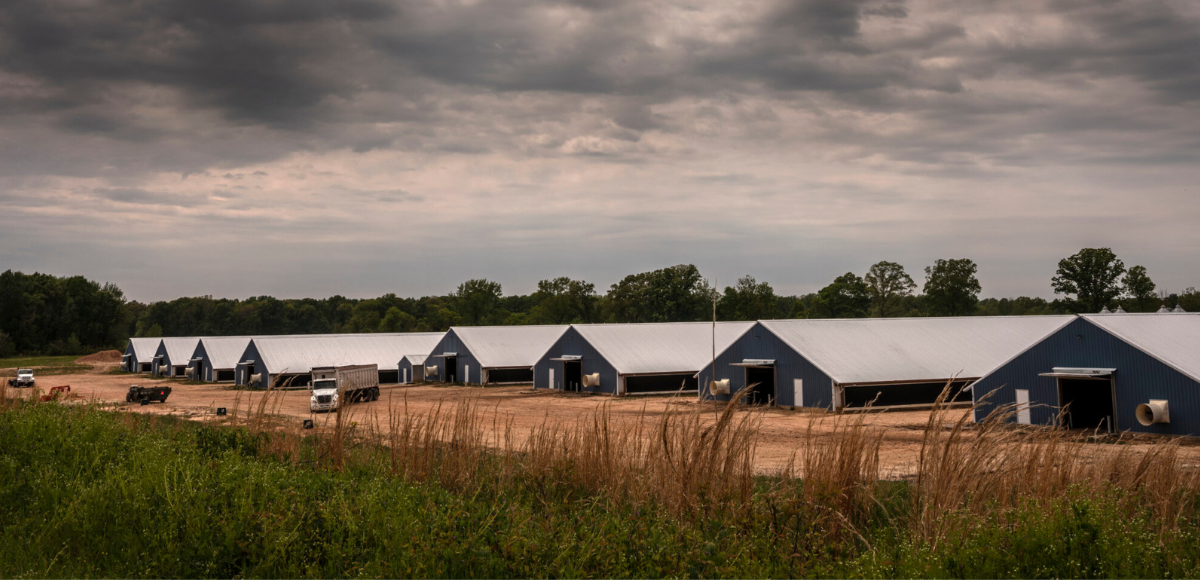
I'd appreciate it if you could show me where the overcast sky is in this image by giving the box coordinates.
[1,0,1197,302]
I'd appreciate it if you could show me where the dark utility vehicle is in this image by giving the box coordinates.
[126,385,172,404]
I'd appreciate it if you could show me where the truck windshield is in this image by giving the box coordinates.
[18,369,32,374]
[312,379,336,390]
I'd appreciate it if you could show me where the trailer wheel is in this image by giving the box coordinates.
[371,387,380,401]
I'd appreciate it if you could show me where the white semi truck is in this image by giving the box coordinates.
[309,364,380,413]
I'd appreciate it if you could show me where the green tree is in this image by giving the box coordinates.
[813,273,870,318]
[717,276,778,321]
[1122,265,1158,312]
[530,277,600,324]
[865,261,916,317]
[607,265,711,323]
[924,258,982,316]
[379,307,416,332]
[1052,248,1126,313]
[454,279,503,326]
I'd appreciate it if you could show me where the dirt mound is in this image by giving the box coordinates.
[75,350,123,364]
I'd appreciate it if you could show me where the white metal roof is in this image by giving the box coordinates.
[195,336,252,369]
[400,353,430,366]
[1081,313,1200,383]
[127,337,162,361]
[160,337,201,365]
[250,333,445,374]
[761,315,1077,385]
[449,325,569,368]
[571,321,757,375]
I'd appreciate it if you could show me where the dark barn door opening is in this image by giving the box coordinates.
[488,368,534,384]
[413,365,424,383]
[744,367,775,405]
[1059,378,1115,432]
[563,361,582,392]
[217,370,235,382]
[445,357,457,383]
[378,370,399,384]
[843,380,970,409]
[624,374,698,394]
[139,362,151,372]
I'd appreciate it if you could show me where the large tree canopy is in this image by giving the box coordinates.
[1052,248,1127,313]
[924,259,982,317]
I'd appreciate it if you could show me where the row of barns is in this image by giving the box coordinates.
[122,311,1200,436]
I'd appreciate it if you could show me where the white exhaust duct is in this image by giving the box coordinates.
[582,373,600,387]
[185,366,195,378]
[1136,399,1169,426]
[425,365,438,378]
[249,373,263,386]
[710,379,730,395]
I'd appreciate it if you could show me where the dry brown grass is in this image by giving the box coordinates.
[163,378,1200,539]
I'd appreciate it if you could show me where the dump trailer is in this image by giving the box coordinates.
[309,364,380,413]
[126,385,171,404]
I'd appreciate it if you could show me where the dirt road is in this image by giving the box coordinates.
[7,363,1196,477]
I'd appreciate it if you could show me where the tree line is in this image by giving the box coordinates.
[1,248,1196,356]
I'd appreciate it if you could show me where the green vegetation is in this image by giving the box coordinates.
[0,355,90,376]
[3,249,1197,356]
[2,395,1200,578]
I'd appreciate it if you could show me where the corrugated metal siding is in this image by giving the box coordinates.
[235,341,273,387]
[697,322,836,408]
[196,337,252,371]
[247,333,442,376]
[127,337,161,370]
[972,317,1200,436]
[533,326,620,394]
[1082,313,1200,383]
[159,338,200,375]
[762,316,1075,385]
[451,325,569,369]
[427,330,480,384]
[570,322,756,375]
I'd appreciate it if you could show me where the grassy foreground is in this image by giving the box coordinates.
[1,395,1200,578]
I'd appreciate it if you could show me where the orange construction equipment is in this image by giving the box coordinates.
[41,385,70,402]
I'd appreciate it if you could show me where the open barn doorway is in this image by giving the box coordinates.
[744,366,776,405]
[563,361,582,392]
[1058,378,1116,432]
[444,357,457,383]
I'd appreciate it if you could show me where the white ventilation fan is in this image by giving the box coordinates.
[425,365,438,378]
[249,373,263,386]
[710,379,730,395]
[582,373,600,387]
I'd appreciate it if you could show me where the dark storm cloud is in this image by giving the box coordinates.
[2,0,1199,300]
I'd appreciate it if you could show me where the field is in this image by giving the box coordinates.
[3,363,1200,577]
[0,354,91,376]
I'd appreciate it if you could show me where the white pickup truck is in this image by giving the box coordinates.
[8,369,34,388]
[309,364,380,413]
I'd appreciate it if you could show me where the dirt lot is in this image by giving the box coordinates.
[7,363,1199,477]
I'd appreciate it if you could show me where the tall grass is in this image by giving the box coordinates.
[2,380,1200,577]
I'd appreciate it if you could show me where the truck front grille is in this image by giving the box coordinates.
[317,395,332,404]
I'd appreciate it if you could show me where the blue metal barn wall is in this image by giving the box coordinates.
[972,317,1200,436]
[235,341,270,387]
[429,330,481,384]
[398,359,415,383]
[152,342,169,376]
[696,322,836,409]
[532,327,620,394]
[123,342,137,372]
[192,342,212,382]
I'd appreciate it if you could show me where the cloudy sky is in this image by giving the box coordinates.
[1,0,1197,302]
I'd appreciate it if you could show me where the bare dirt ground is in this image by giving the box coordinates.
[8,363,1199,477]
